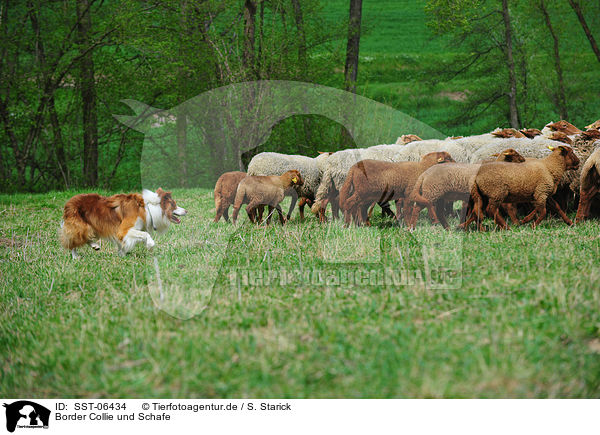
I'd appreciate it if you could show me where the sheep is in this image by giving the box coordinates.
[491,128,526,138]
[231,170,304,225]
[541,120,582,138]
[466,145,580,230]
[408,149,526,229]
[395,134,422,144]
[339,151,455,226]
[520,128,542,138]
[575,147,600,223]
[311,135,504,222]
[247,151,330,220]
[585,120,600,130]
[213,171,247,222]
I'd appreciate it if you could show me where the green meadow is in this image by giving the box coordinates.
[1,189,599,398]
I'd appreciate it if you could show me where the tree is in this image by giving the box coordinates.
[343,0,363,94]
[539,0,568,119]
[567,0,600,63]
[426,0,526,129]
[76,0,99,186]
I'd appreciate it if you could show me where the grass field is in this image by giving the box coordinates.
[2,189,600,398]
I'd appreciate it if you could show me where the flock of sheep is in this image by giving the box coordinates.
[213,119,600,230]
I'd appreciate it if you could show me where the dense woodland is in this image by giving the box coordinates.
[0,0,599,192]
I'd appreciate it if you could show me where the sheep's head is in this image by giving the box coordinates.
[549,145,579,170]
[497,148,525,163]
[546,120,582,135]
[286,170,304,187]
[581,129,600,140]
[422,151,454,167]
[549,131,573,145]
[520,128,542,138]
[585,120,600,130]
[400,134,423,144]
[491,128,525,138]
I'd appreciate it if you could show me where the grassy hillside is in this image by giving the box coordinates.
[318,0,599,137]
[2,189,600,397]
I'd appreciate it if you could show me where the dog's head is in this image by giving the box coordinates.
[156,188,187,224]
[143,189,187,232]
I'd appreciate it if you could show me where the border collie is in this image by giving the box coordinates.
[59,188,186,259]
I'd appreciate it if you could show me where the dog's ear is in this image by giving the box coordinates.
[156,187,165,196]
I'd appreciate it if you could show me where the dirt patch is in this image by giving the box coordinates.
[438,90,469,102]
[0,237,22,248]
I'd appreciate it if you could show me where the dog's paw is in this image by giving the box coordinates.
[146,238,156,250]
[90,242,101,251]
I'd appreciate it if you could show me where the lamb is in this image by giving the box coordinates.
[575,147,600,223]
[213,171,247,222]
[247,151,330,220]
[339,151,455,226]
[408,149,526,229]
[467,145,580,230]
[231,170,304,225]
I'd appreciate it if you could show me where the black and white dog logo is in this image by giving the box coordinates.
[3,401,50,432]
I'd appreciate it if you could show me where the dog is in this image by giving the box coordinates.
[59,188,186,258]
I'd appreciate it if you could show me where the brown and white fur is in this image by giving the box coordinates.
[59,188,186,259]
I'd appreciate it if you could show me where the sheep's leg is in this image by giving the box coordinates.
[531,204,547,228]
[331,195,340,220]
[520,209,537,224]
[276,204,285,225]
[459,200,469,224]
[547,197,573,226]
[223,207,230,222]
[287,192,298,221]
[434,200,449,229]
[503,203,520,225]
[257,205,265,223]
[298,198,308,221]
[575,186,599,223]
[488,203,509,230]
[380,202,394,218]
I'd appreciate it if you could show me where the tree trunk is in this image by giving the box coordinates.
[176,111,187,188]
[501,0,520,129]
[567,0,600,63]
[76,0,98,186]
[290,0,307,70]
[243,0,256,78]
[539,0,568,119]
[343,0,363,94]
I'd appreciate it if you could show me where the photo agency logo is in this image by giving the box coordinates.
[115,80,464,319]
[3,401,50,432]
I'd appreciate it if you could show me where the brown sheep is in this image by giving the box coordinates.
[545,120,582,136]
[408,149,526,229]
[549,131,574,145]
[339,151,455,226]
[575,148,600,223]
[585,120,600,130]
[491,128,526,138]
[581,129,600,140]
[467,145,579,230]
[213,171,247,222]
[231,170,304,225]
[520,128,542,138]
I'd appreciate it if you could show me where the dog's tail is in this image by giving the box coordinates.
[59,202,92,250]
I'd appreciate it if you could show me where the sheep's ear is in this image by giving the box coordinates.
[558,145,569,154]
[503,151,510,155]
